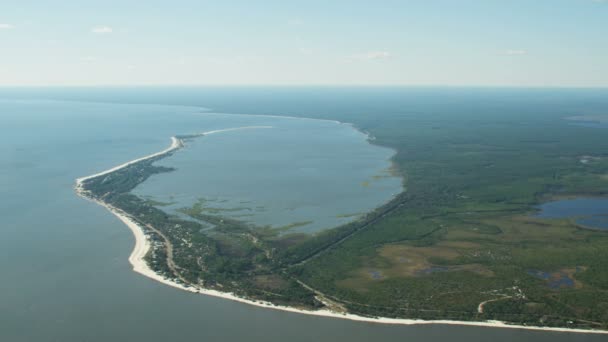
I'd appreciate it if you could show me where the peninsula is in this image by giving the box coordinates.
[75,116,608,334]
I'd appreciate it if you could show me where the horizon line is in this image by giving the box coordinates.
[1,84,607,90]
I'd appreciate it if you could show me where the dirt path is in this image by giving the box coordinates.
[477,296,512,314]
[292,196,411,266]
[144,223,192,286]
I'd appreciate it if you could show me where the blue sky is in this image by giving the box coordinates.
[0,0,607,86]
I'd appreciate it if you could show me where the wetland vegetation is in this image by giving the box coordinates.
[79,107,608,331]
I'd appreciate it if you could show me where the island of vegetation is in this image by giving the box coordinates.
[76,114,608,334]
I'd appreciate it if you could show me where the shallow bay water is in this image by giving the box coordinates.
[133,113,401,233]
[1,93,607,341]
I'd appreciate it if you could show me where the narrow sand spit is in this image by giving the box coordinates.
[75,124,607,335]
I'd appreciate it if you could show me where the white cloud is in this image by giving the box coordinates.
[297,47,313,55]
[80,56,99,63]
[348,51,392,61]
[92,26,113,34]
[505,49,527,56]
[0,23,14,29]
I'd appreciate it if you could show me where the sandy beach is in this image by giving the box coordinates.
[75,124,608,335]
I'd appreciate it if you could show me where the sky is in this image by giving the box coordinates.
[0,0,607,87]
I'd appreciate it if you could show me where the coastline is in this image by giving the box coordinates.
[75,125,608,335]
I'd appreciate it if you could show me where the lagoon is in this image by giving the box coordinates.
[133,113,401,234]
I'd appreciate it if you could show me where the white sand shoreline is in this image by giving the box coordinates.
[75,125,607,335]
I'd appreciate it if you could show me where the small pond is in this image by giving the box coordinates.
[534,198,608,230]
